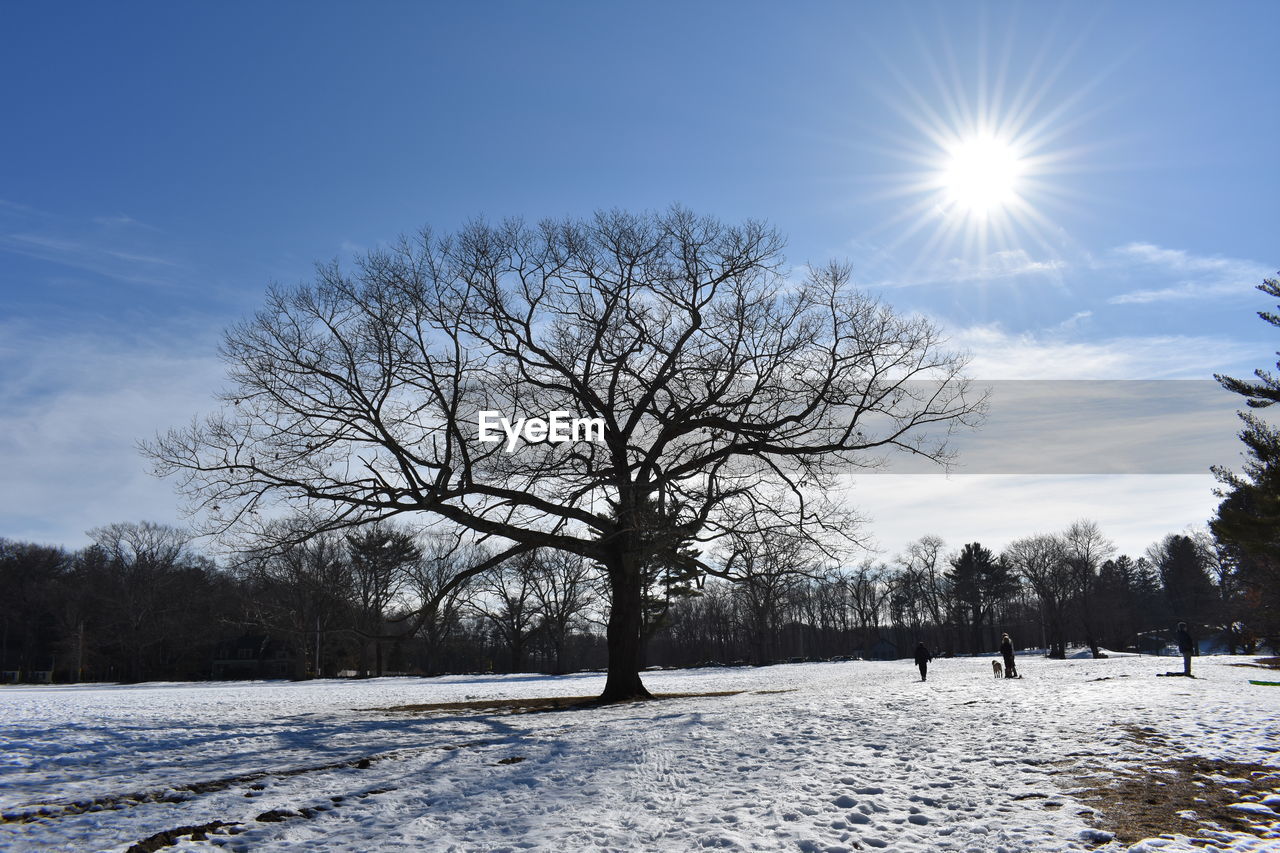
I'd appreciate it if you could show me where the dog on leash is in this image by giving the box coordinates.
[992,660,1003,678]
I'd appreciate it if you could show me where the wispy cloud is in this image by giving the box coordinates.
[0,198,47,217]
[876,248,1067,288]
[952,249,1067,282]
[1054,310,1092,332]
[91,213,160,231]
[1106,242,1272,304]
[0,207,185,287]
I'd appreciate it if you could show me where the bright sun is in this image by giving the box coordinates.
[941,134,1024,216]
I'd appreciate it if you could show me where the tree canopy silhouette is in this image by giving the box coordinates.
[147,207,982,701]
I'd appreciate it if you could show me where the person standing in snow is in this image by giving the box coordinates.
[1000,633,1017,678]
[914,642,932,681]
[1176,622,1195,677]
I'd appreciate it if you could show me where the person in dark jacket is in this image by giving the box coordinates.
[914,642,933,681]
[1000,633,1017,678]
[1176,622,1195,676]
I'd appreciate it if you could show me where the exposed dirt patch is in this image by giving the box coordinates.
[370,690,745,715]
[1071,728,1280,845]
[1231,657,1280,671]
[1118,724,1173,750]
[120,784,397,851]
[125,820,242,852]
[0,752,392,824]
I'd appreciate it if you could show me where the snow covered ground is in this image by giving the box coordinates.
[2,654,1278,852]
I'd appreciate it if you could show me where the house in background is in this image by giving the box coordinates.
[1,654,55,684]
[861,638,899,661]
[1,668,53,683]
[211,635,296,680]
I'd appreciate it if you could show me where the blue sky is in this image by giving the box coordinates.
[1,1,1276,557]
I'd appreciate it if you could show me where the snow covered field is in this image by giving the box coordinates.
[2,655,1278,852]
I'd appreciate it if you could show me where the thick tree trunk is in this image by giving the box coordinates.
[599,551,652,703]
[551,638,565,676]
[1049,625,1066,659]
[290,631,308,680]
[510,636,524,673]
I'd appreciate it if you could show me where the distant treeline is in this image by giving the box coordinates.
[0,518,1270,684]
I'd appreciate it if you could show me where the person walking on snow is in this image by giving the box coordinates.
[1176,622,1195,677]
[914,642,933,681]
[1000,633,1017,679]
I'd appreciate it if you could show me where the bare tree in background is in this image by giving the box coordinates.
[89,522,194,681]
[474,553,539,672]
[725,529,819,665]
[146,208,981,701]
[345,523,420,676]
[889,535,949,650]
[845,560,893,657]
[526,549,600,674]
[1064,519,1114,659]
[1005,533,1071,658]
[240,528,351,678]
[408,536,481,674]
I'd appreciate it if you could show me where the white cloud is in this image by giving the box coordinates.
[947,321,1259,379]
[1106,242,1272,304]
[943,249,1067,283]
[1054,310,1092,332]
[0,321,225,548]
[877,248,1067,288]
[845,474,1218,560]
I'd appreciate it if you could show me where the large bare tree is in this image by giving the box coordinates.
[147,208,981,701]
